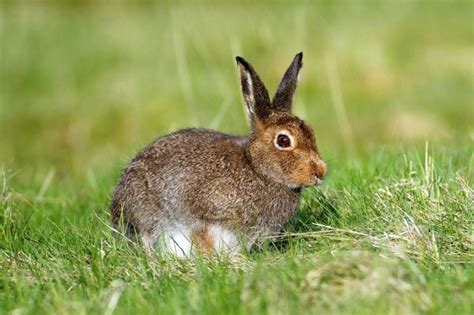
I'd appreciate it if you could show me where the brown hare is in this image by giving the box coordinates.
[110,52,327,256]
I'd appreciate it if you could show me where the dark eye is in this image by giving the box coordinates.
[276,134,291,148]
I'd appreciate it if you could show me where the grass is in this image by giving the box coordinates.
[0,1,473,314]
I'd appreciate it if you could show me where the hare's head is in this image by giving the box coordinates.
[236,53,327,189]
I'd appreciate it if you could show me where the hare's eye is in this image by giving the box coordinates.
[276,134,291,148]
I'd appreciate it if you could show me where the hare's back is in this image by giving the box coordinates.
[135,128,250,187]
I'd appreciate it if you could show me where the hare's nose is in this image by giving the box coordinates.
[313,159,327,180]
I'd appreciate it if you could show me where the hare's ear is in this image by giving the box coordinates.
[272,52,303,112]
[236,56,271,126]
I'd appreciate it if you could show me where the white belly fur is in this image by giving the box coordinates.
[161,223,193,258]
[150,223,240,257]
[208,224,239,252]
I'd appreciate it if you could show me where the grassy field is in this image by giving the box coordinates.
[1,1,473,314]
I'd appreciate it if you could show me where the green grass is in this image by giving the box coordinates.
[0,1,473,314]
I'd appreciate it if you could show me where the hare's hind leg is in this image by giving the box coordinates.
[110,206,138,242]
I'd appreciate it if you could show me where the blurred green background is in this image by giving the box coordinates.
[1,0,473,180]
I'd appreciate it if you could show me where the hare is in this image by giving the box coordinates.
[110,52,327,256]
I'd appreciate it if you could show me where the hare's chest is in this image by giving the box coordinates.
[256,192,300,230]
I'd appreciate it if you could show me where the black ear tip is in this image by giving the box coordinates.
[235,56,251,71]
[291,52,303,69]
[295,52,303,63]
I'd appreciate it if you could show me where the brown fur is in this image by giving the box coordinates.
[191,226,214,254]
[110,52,327,255]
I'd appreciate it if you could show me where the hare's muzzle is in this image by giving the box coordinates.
[312,158,327,185]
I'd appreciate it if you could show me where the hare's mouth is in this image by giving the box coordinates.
[314,177,324,185]
[305,176,324,187]
[289,177,324,189]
